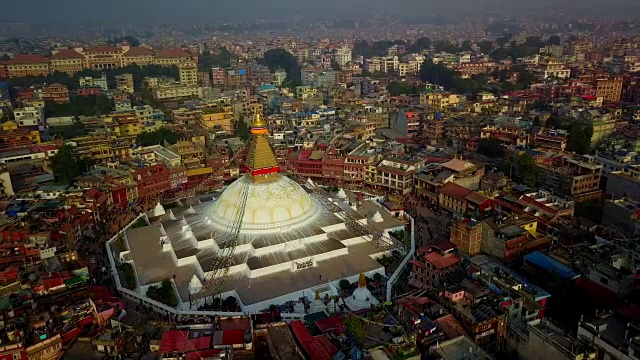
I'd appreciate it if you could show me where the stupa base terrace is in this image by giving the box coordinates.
[106,186,413,316]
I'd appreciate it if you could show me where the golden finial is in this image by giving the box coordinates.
[315,290,321,300]
[252,107,266,129]
[358,273,366,288]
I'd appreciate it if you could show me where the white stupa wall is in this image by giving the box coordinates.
[321,223,348,232]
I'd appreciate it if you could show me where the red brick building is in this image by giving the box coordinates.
[409,242,462,288]
[132,163,172,199]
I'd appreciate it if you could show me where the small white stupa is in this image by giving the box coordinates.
[308,291,328,314]
[345,273,378,311]
[337,188,347,199]
[153,202,166,217]
[294,301,306,314]
[371,210,384,223]
[306,178,316,188]
[188,275,203,295]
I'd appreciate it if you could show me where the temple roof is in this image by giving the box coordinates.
[245,109,279,179]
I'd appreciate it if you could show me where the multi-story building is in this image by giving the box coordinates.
[537,57,570,79]
[178,62,198,86]
[202,104,234,132]
[480,124,528,149]
[372,157,422,195]
[79,75,108,91]
[171,108,202,126]
[49,49,84,75]
[111,111,142,137]
[333,47,352,67]
[14,106,44,126]
[40,83,70,103]
[115,73,134,94]
[152,84,201,100]
[595,77,623,102]
[409,243,462,288]
[123,46,155,66]
[82,46,124,70]
[212,67,227,86]
[537,154,603,201]
[132,163,172,198]
[450,218,483,255]
[438,182,492,218]
[532,130,568,152]
[153,49,194,67]
[5,54,50,77]
[420,91,462,109]
[481,214,550,264]
[0,121,40,148]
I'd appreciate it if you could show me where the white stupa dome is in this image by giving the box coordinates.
[210,174,320,232]
[309,292,327,314]
[337,188,347,199]
[371,210,384,223]
[345,273,378,311]
[188,275,203,294]
[153,202,166,217]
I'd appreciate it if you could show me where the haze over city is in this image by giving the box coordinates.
[1,0,640,359]
[2,0,640,25]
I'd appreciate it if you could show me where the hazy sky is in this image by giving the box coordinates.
[2,0,638,25]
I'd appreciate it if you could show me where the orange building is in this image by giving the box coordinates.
[41,83,70,103]
[5,54,50,78]
[50,49,84,75]
[0,61,7,79]
[595,77,623,102]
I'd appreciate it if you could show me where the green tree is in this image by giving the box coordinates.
[0,54,9,61]
[460,40,473,52]
[477,138,505,158]
[547,35,561,46]
[146,278,178,307]
[198,47,235,71]
[262,48,301,86]
[567,122,593,154]
[478,40,494,54]
[345,315,366,342]
[339,279,351,291]
[137,128,180,147]
[516,153,538,187]
[407,37,432,53]
[234,116,251,140]
[50,144,96,185]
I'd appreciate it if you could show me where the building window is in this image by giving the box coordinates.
[600,277,609,285]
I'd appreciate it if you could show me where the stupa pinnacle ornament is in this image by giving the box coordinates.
[244,108,280,182]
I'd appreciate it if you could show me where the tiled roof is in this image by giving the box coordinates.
[84,46,120,53]
[7,54,49,65]
[124,47,154,56]
[156,48,191,58]
[51,49,83,59]
[439,182,472,201]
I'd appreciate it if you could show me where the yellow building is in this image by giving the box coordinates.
[72,134,115,161]
[178,62,198,86]
[123,47,155,66]
[82,46,124,70]
[50,49,85,75]
[109,112,142,137]
[6,54,50,78]
[0,121,41,148]
[202,105,233,132]
[420,91,461,109]
[153,49,194,66]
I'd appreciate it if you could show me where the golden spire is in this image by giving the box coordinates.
[244,107,280,182]
[315,290,321,301]
[250,107,267,136]
[358,273,367,288]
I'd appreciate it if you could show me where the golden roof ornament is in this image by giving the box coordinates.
[358,273,367,288]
